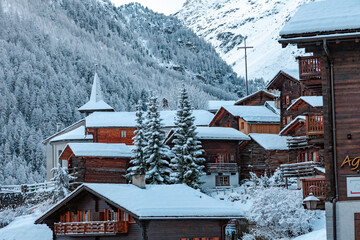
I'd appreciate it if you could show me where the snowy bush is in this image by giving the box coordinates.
[51,164,76,202]
[0,206,28,228]
[247,187,317,239]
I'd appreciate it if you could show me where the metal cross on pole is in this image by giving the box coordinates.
[238,38,253,96]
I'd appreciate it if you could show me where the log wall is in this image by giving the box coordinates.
[87,127,136,145]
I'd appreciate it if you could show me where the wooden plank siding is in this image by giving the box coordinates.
[87,127,136,145]
[300,41,360,201]
[235,91,276,106]
[69,156,129,184]
[209,108,239,129]
[238,140,298,180]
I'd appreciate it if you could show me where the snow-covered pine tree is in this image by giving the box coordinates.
[144,96,172,184]
[126,101,147,179]
[170,85,205,189]
[51,164,76,202]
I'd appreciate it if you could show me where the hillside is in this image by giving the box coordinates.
[176,0,315,81]
[0,0,247,184]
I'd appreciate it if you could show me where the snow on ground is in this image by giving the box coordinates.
[0,214,52,240]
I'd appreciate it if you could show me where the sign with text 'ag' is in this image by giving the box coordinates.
[347,177,360,197]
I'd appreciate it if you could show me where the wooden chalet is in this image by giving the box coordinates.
[279,0,360,238]
[165,127,250,188]
[59,143,133,184]
[85,110,214,144]
[238,133,298,180]
[35,182,243,240]
[210,106,280,135]
[234,90,278,106]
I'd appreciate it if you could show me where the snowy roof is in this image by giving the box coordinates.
[250,133,290,150]
[315,167,325,174]
[85,110,214,128]
[222,106,280,123]
[196,127,250,141]
[36,184,244,223]
[207,100,235,111]
[78,71,114,112]
[280,0,360,36]
[50,125,93,143]
[279,115,306,136]
[235,90,278,105]
[64,143,134,158]
[84,183,243,219]
[282,69,299,80]
[42,119,85,144]
[287,96,323,111]
[264,101,280,115]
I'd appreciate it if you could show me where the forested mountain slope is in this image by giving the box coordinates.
[0,0,247,184]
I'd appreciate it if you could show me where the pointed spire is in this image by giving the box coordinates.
[89,65,104,102]
[78,65,114,115]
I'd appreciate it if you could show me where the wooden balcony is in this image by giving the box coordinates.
[297,56,322,79]
[306,114,324,136]
[280,161,321,178]
[302,178,326,201]
[54,220,128,236]
[206,163,238,173]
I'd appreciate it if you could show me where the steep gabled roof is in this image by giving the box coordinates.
[279,116,306,136]
[267,70,299,91]
[280,0,360,37]
[287,96,323,111]
[235,90,278,105]
[219,106,280,123]
[42,119,86,144]
[35,183,244,224]
[78,71,114,113]
[50,125,93,143]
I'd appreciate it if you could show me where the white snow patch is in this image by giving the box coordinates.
[207,100,236,112]
[50,125,93,143]
[281,0,360,36]
[0,214,52,240]
[196,127,251,141]
[250,133,290,150]
[64,143,134,158]
[287,96,323,111]
[223,106,280,123]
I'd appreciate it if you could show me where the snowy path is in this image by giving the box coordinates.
[0,214,52,240]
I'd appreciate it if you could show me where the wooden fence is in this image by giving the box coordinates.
[0,181,55,193]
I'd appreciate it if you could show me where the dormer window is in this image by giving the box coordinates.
[121,130,126,138]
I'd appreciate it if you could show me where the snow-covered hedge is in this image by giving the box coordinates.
[0,207,28,228]
[247,186,316,239]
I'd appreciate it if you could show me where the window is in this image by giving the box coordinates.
[230,154,235,162]
[217,154,224,163]
[240,122,245,130]
[224,122,231,127]
[216,175,230,186]
[121,130,126,138]
[287,116,292,124]
[282,117,286,125]
[286,95,290,104]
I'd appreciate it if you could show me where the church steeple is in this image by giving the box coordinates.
[78,65,114,115]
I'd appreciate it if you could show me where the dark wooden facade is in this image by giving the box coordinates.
[238,140,298,180]
[36,186,230,240]
[60,146,130,184]
[86,127,136,145]
[235,90,276,106]
[210,108,280,135]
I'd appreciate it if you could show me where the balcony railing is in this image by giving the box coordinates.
[206,163,238,173]
[306,114,324,136]
[302,178,326,200]
[280,161,321,178]
[54,221,128,235]
[297,56,322,79]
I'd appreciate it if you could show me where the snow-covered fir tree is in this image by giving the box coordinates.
[170,85,205,189]
[51,164,76,202]
[126,100,147,178]
[144,96,172,184]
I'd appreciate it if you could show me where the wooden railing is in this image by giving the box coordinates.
[302,178,326,200]
[206,163,238,173]
[306,114,324,135]
[280,161,321,178]
[55,221,128,235]
[0,181,55,193]
[297,56,322,79]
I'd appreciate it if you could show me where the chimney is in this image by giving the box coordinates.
[132,174,146,189]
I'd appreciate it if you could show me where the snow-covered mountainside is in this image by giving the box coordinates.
[176,0,314,81]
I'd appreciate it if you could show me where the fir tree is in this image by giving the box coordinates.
[126,100,147,178]
[51,164,76,202]
[170,85,205,189]
[144,96,171,184]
